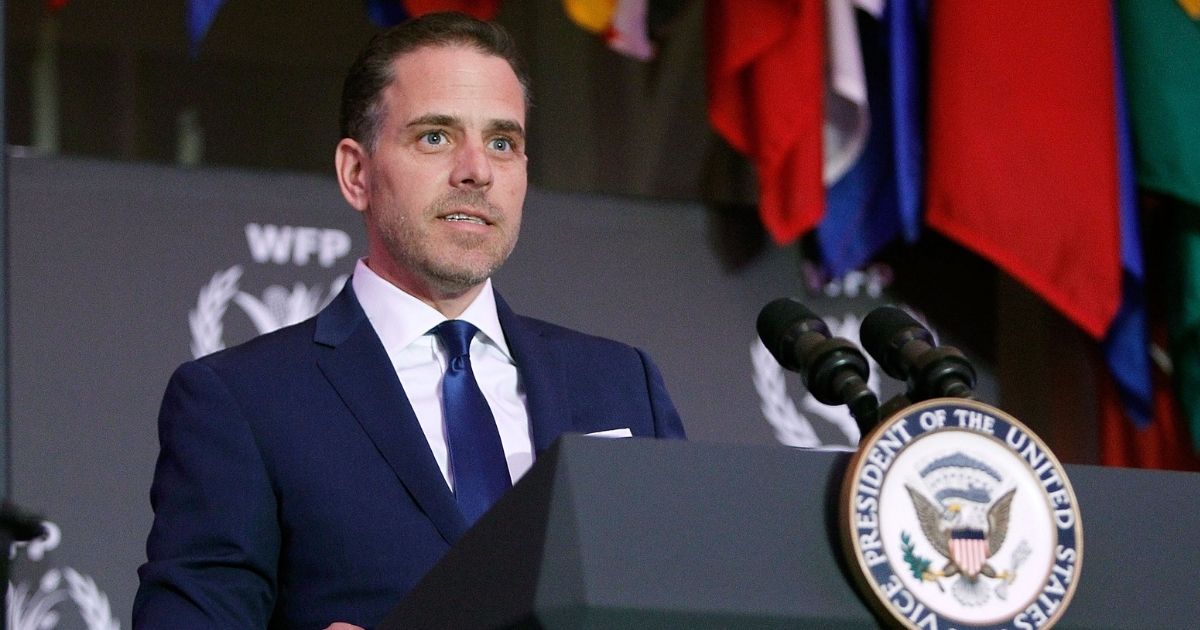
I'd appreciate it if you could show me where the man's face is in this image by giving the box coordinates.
[353,45,527,298]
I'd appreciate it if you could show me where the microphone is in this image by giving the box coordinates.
[859,306,976,402]
[756,298,879,436]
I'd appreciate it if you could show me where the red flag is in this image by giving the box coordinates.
[706,0,825,245]
[1099,358,1200,471]
[403,0,502,19]
[925,4,1122,340]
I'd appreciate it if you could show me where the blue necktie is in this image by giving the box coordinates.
[433,319,512,525]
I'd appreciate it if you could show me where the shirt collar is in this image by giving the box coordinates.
[350,258,513,361]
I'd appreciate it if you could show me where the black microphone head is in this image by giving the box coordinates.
[859,306,933,380]
[756,298,829,371]
[757,298,881,430]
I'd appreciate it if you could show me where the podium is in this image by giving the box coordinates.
[382,435,1199,629]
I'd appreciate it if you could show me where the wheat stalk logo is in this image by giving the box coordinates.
[188,265,243,358]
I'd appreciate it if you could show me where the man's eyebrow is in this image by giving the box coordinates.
[486,119,525,139]
[406,114,460,129]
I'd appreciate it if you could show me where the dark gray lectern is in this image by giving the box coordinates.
[382,435,1199,629]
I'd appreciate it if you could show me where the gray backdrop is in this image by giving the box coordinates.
[7,155,996,628]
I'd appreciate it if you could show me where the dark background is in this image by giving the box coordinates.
[4,1,1108,627]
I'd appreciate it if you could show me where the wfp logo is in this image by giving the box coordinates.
[189,223,352,358]
[244,223,351,268]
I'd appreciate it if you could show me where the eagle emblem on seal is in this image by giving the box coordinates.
[904,452,1019,605]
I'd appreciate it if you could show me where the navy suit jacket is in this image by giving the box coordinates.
[133,285,685,629]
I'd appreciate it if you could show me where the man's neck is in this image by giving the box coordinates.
[363,257,484,318]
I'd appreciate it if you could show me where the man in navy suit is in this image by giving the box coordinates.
[133,12,685,630]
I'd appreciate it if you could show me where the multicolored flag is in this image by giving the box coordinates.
[1115,0,1200,452]
[822,0,873,187]
[365,1,501,27]
[817,0,926,277]
[562,0,656,60]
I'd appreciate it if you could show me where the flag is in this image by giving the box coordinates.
[925,3,1123,342]
[563,0,617,33]
[563,0,654,60]
[822,0,872,187]
[1102,4,1153,428]
[1098,327,1200,470]
[365,1,409,26]
[403,0,501,20]
[1163,200,1200,452]
[187,0,227,57]
[1117,1,1200,207]
[817,0,926,277]
[706,0,825,245]
[606,0,655,60]
[1178,0,1200,20]
[886,0,926,244]
[366,1,502,27]
[1116,0,1200,449]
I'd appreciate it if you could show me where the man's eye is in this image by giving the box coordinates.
[490,138,512,152]
[421,131,445,145]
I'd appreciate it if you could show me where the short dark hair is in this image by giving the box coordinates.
[339,12,531,151]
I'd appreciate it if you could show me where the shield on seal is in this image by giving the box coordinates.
[949,528,988,577]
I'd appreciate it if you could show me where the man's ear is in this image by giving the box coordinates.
[335,138,370,213]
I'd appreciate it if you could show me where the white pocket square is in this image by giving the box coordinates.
[585,427,633,439]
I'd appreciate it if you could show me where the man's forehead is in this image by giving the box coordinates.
[384,47,526,124]
[388,44,517,82]
[389,46,525,98]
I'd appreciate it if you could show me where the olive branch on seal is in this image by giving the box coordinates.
[901,530,941,589]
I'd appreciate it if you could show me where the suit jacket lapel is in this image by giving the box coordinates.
[313,285,467,545]
[495,293,572,453]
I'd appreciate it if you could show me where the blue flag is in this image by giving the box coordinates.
[1103,1,1153,426]
[187,0,226,57]
[817,0,926,277]
[186,0,225,56]
[365,0,410,27]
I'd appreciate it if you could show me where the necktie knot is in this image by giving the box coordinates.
[435,319,478,361]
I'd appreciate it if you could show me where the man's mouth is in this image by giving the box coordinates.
[441,212,489,226]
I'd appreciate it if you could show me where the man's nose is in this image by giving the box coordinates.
[450,140,493,189]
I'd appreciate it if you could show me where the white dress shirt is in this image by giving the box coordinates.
[351,258,534,489]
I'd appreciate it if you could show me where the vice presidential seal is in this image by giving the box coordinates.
[841,399,1082,629]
